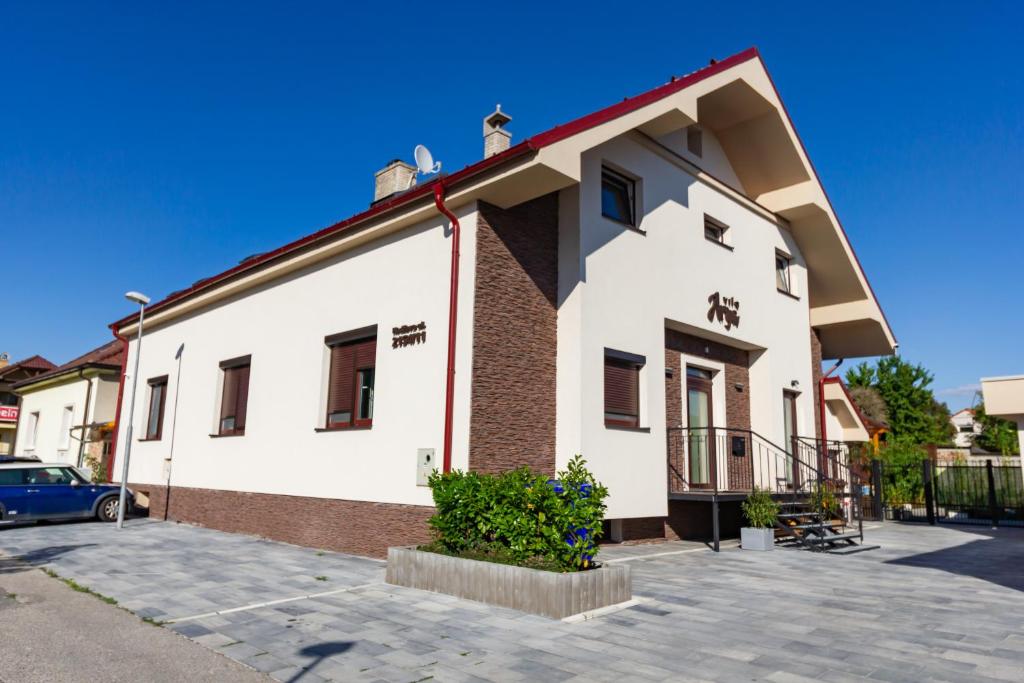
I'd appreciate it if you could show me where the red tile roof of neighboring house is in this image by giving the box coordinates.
[12,340,125,389]
[0,355,58,380]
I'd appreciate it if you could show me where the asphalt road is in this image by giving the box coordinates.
[0,554,266,683]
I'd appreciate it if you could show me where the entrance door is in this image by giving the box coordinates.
[782,391,800,489]
[686,367,715,489]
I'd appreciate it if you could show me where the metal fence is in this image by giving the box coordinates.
[871,458,1024,527]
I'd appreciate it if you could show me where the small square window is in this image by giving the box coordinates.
[687,125,703,157]
[776,252,793,294]
[704,215,728,246]
[601,167,636,227]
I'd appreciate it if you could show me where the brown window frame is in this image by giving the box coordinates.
[143,375,168,441]
[217,355,251,437]
[775,251,794,295]
[600,166,638,228]
[604,349,644,429]
[324,326,377,431]
[704,215,732,250]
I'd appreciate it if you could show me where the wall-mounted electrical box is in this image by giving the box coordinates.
[416,448,436,486]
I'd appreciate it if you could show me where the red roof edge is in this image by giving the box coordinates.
[823,376,872,433]
[110,46,771,333]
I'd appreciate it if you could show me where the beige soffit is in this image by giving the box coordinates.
[981,375,1024,418]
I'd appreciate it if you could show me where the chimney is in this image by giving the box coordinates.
[0,352,8,370]
[373,159,417,203]
[483,104,512,158]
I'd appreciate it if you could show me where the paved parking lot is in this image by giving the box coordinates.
[2,519,1023,682]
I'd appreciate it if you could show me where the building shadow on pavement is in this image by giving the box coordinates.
[885,525,1024,592]
[288,642,353,682]
[0,544,98,574]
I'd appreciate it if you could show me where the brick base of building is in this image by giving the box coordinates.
[616,501,743,544]
[128,483,434,559]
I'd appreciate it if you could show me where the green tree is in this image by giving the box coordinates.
[972,401,1020,455]
[845,357,954,445]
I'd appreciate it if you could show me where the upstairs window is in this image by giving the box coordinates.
[145,376,168,440]
[25,411,39,450]
[604,349,645,428]
[687,125,703,157]
[218,356,251,436]
[325,327,377,429]
[775,252,794,294]
[601,167,636,227]
[58,405,74,451]
[704,215,729,247]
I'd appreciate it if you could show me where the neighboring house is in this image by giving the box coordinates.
[109,48,896,557]
[0,353,57,455]
[950,408,981,448]
[980,375,1024,474]
[12,341,124,471]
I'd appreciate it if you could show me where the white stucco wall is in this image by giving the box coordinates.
[113,205,478,508]
[14,377,91,464]
[555,132,815,520]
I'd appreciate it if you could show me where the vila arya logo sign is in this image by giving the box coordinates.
[707,292,740,330]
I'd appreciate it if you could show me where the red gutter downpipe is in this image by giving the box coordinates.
[107,328,129,483]
[433,182,460,474]
[818,358,844,470]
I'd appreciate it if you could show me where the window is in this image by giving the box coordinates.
[325,327,377,429]
[704,215,729,247]
[0,469,25,485]
[601,167,636,227]
[604,349,644,428]
[145,376,168,440]
[218,356,251,436]
[0,391,17,407]
[775,252,793,294]
[58,405,74,451]
[24,467,78,485]
[687,125,703,157]
[24,411,39,450]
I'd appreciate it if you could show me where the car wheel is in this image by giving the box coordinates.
[97,496,120,523]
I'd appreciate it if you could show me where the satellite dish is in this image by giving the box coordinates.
[414,144,441,175]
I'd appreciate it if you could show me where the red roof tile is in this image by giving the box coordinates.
[12,340,124,389]
[0,355,57,379]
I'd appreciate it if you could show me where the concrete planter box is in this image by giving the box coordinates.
[385,547,632,620]
[741,527,775,551]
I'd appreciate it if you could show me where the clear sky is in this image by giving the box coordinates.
[3,2,1021,411]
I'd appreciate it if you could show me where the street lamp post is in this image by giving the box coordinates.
[116,290,150,529]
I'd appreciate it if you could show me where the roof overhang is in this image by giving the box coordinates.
[823,378,870,442]
[111,48,895,359]
[981,375,1024,420]
[12,364,120,393]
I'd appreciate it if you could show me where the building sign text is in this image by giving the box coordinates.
[0,406,19,422]
[393,322,427,348]
[707,292,740,330]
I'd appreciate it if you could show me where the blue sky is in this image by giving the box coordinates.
[3,2,1022,411]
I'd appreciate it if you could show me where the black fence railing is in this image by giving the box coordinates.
[667,427,865,549]
[877,458,1024,527]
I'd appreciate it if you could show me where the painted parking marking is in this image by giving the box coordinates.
[165,581,384,624]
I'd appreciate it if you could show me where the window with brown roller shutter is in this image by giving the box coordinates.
[325,328,376,429]
[218,355,251,436]
[604,349,644,428]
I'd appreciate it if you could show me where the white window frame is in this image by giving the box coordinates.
[58,404,74,452]
[775,250,794,295]
[25,411,40,451]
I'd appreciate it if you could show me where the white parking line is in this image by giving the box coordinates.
[165,581,383,624]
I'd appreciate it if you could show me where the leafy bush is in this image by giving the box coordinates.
[810,485,841,519]
[426,455,608,571]
[741,488,779,528]
[877,438,927,505]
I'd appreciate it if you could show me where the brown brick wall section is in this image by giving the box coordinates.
[130,483,433,559]
[470,195,559,475]
[810,327,823,440]
[665,330,751,489]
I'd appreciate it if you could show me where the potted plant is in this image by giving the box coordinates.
[740,487,779,551]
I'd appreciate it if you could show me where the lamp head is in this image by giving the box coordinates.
[125,291,151,306]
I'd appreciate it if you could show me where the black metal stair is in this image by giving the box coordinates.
[774,500,878,554]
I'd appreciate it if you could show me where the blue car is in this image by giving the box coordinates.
[0,462,131,524]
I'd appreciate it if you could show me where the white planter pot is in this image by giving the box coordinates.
[741,527,775,551]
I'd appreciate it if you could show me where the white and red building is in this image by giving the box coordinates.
[0,354,57,456]
[108,48,895,556]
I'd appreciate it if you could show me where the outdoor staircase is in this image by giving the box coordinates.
[774,500,879,554]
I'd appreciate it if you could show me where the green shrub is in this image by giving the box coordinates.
[810,485,841,519]
[426,455,608,571]
[741,488,779,528]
